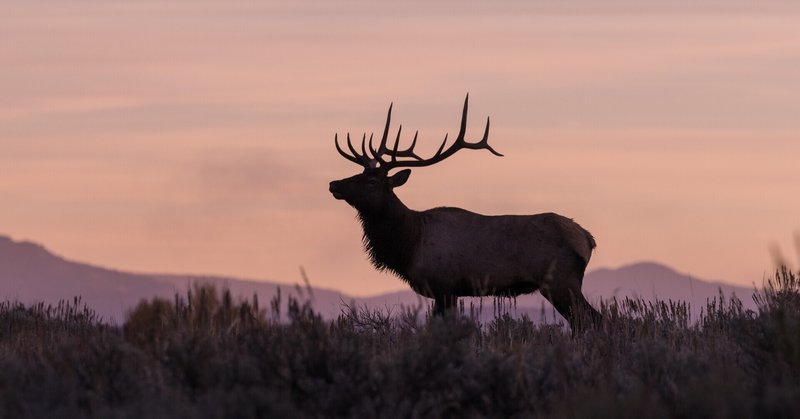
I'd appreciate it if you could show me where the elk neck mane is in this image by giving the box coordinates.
[354,201,421,280]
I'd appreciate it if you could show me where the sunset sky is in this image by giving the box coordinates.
[2,1,799,296]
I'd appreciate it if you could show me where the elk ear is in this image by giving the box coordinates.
[388,169,411,188]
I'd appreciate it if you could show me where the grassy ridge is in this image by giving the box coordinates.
[1,269,800,418]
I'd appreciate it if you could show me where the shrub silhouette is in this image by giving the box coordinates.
[1,271,800,417]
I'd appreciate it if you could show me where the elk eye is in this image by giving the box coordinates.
[366,178,378,185]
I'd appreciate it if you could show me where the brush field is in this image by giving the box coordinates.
[1,269,800,418]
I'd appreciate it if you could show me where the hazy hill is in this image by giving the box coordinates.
[0,235,758,323]
[584,261,756,306]
[0,235,351,322]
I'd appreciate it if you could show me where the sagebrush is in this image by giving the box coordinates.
[1,270,800,418]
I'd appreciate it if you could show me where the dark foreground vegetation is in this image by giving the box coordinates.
[1,269,800,418]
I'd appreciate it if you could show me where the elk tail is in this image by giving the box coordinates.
[585,230,597,251]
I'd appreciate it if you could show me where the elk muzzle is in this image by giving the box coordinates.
[329,181,344,200]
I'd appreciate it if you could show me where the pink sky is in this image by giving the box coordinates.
[2,1,799,296]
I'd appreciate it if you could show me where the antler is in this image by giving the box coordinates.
[367,104,424,166]
[334,132,372,167]
[334,95,502,171]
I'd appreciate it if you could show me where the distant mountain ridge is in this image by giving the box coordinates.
[0,235,351,322]
[0,235,758,323]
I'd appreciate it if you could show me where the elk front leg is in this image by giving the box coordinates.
[433,295,458,316]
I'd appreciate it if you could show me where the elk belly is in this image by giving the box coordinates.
[408,209,576,298]
[408,238,544,298]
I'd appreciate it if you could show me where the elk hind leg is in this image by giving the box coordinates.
[541,256,601,331]
[545,287,601,332]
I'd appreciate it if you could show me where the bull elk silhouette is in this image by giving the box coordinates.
[329,96,601,329]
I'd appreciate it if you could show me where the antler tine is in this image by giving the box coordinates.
[390,125,402,162]
[403,130,421,158]
[434,134,448,157]
[338,95,500,171]
[361,135,368,158]
[477,116,502,157]
[380,103,392,152]
[395,125,402,149]
[335,133,363,165]
[360,135,379,168]
[369,103,393,163]
[367,132,386,164]
[454,93,469,144]
[368,132,377,158]
[361,133,369,161]
[390,128,422,162]
[378,94,502,171]
[347,133,363,161]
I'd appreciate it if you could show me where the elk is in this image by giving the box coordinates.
[329,96,601,329]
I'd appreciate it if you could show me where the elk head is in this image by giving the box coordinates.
[328,95,503,213]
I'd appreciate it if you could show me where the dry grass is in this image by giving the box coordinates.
[1,270,800,418]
